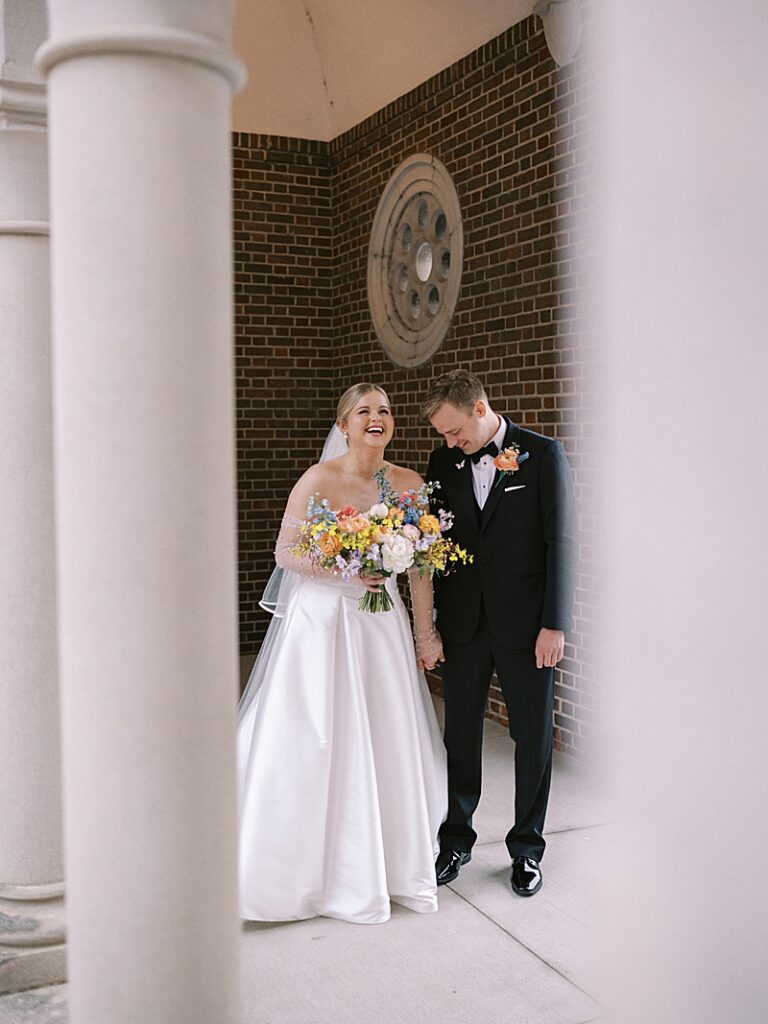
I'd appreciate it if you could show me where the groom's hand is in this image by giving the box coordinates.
[417,648,445,673]
[535,628,565,669]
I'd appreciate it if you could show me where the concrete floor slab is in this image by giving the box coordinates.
[0,698,605,1023]
[448,831,604,996]
[240,885,600,1024]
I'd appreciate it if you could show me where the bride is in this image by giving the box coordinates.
[237,382,448,924]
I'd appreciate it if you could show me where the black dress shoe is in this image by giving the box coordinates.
[435,849,472,885]
[510,856,542,896]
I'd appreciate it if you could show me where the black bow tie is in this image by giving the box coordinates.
[470,441,499,464]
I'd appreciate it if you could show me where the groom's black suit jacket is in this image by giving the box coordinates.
[426,417,575,649]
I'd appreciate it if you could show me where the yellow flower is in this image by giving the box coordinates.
[418,514,440,535]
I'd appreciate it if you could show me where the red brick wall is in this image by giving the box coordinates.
[233,135,335,650]
[233,17,595,754]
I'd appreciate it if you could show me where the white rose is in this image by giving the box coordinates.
[381,533,415,574]
[368,502,389,519]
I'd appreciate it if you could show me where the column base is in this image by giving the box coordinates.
[0,943,66,995]
[0,894,66,994]
[0,982,68,1022]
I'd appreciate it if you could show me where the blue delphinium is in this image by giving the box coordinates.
[307,493,337,523]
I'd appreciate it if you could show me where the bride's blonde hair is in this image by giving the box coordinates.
[335,382,390,426]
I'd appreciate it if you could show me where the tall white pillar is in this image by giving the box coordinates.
[0,0,66,995]
[597,2,768,1021]
[37,3,245,1021]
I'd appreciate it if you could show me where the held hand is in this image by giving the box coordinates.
[415,631,446,673]
[535,628,565,669]
[417,648,445,672]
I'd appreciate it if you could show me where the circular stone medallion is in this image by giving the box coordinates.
[367,154,463,368]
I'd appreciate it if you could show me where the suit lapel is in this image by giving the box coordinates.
[439,447,478,537]
[453,451,479,534]
[480,417,520,532]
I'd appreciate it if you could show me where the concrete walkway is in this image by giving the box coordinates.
[0,701,609,1024]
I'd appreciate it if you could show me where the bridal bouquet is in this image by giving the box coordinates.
[294,469,472,612]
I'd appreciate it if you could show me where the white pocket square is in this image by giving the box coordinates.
[504,484,526,492]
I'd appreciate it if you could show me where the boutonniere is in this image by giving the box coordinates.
[493,445,529,487]
[455,459,466,470]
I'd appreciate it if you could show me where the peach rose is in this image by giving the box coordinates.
[494,448,519,472]
[338,504,357,518]
[337,515,369,533]
[317,532,342,557]
[418,514,440,535]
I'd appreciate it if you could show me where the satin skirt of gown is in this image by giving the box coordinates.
[237,574,448,924]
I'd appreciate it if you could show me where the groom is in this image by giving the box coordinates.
[423,369,575,896]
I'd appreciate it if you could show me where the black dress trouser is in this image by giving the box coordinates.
[438,610,554,862]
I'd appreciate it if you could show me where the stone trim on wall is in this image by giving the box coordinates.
[367,153,463,368]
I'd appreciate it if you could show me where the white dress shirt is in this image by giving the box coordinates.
[472,415,507,510]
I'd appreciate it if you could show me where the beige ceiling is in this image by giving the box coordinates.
[232,0,535,140]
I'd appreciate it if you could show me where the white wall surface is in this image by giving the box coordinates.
[596,2,768,1021]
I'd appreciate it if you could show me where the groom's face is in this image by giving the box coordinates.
[430,400,488,454]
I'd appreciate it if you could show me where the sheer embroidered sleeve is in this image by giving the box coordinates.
[273,514,318,577]
[408,567,444,663]
[273,514,359,586]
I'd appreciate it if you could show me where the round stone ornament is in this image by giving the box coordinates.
[367,154,463,368]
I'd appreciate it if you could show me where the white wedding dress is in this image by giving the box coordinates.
[237,566,448,924]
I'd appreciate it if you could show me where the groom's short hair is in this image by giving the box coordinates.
[421,369,487,421]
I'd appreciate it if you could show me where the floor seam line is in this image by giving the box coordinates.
[544,822,610,835]
[446,886,601,1005]
[473,822,608,848]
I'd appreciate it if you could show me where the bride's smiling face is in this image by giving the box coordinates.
[340,390,394,452]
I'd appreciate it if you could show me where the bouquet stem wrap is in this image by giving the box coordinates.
[358,572,394,613]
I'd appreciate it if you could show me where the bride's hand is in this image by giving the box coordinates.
[415,630,445,672]
[360,572,386,593]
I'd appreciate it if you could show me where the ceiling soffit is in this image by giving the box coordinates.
[232,0,535,141]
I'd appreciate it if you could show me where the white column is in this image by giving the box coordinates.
[598,2,768,1022]
[37,3,245,1022]
[0,0,66,995]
